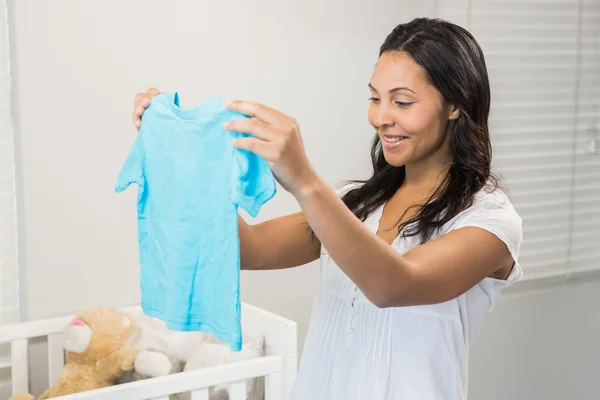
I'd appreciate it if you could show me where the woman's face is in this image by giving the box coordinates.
[367,51,459,169]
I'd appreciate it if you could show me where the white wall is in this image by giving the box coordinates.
[4,1,600,399]
[6,0,433,349]
[469,277,600,400]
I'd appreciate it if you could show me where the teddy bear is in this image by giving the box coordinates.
[130,347,230,400]
[182,334,265,400]
[9,307,143,400]
[131,332,265,400]
[107,313,228,400]
[129,347,189,400]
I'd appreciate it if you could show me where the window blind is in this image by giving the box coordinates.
[0,0,20,326]
[436,0,600,274]
[571,0,600,272]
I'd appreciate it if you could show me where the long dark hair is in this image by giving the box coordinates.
[342,17,497,243]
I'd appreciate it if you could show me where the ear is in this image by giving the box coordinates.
[448,105,460,121]
[63,319,92,353]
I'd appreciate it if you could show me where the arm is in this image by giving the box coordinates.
[239,212,321,270]
[295,177,515,307]
[224,100,517,308]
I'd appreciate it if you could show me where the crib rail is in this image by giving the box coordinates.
[58,356,283,400]
[0,303,297,400]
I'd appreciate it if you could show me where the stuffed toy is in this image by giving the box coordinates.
[131,332,265,400]
[116,315,228,400]
[131,348,229,400]
[130,347,189,400]
[182,333,265,400]
[10,307,142,400]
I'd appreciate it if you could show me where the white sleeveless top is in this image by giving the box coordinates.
[288,188,523,400]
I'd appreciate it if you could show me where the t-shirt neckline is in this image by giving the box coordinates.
[165,92,225,120]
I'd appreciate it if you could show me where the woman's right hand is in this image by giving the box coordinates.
[132,88,161,130]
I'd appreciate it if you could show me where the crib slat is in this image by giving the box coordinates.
[190,388,210,400]
[11,338,29,395]
[228,381,247,400]
[265,372,283,400]
[48,332,65,386]
[283,353,297,396]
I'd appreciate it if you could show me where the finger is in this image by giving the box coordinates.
[134,97,153,116]
[225,100,283,126]
[132,88,160,130]
[133,95,149,115]
[134,88,160,108]
[147,87,160,96]
[132,112,141,130]
[223,118,279,142]
[232,137,274,159]
[134,92,145,106]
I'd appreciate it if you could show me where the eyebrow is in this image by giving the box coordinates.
[368,83,415,94]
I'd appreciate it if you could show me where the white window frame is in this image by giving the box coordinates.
[0,0,21,333]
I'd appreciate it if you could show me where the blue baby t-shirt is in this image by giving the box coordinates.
[115,92,276,351]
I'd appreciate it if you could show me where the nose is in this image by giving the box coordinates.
[70,319,85,327]
[372,101,394,129]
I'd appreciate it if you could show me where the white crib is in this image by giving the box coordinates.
[0,303,298,400]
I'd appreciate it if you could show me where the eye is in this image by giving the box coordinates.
[395,101,414,107]
[368,97,380,104]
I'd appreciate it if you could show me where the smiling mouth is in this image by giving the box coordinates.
[382,135,408,143]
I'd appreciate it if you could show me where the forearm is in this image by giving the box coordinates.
[295,176,413,307]
[238,216,272,270]
[238,214,320,270]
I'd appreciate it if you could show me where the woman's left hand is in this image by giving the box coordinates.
[223,100,318,197]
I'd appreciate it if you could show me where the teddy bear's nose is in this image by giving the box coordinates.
[70,320,85,327]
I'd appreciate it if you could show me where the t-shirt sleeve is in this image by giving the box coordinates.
[230,143,276,218]
[449,191,523,281]
[115,134,144,192]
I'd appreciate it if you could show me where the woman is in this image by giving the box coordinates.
[131,17,522,400]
